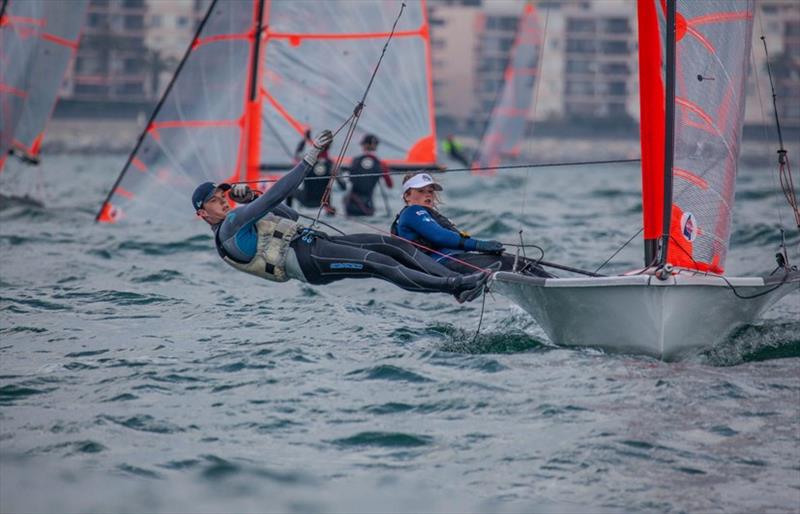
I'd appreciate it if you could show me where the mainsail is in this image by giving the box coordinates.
[0,0,87,171]
[638,0,754,273]
[471,2,542,175]
[97,0,436,223]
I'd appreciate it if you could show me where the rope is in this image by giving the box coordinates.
[311,3,407,229]
[593,227,643,274]
[235,158,642,186]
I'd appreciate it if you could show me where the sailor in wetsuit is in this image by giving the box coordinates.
[287,129,345,215]
[192,130,489,303]
[343,133,392,216]
[391,172,552,276]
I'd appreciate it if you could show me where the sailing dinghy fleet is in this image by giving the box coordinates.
[0,0,88,178]
[3,0,792,359]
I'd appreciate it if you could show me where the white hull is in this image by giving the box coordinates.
[491,269,800,360]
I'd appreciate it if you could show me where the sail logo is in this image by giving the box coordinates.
[681,212,698,242]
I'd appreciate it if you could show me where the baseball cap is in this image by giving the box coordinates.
[192,182,231,211]
[402,173,443,194]
[361,134,379,146]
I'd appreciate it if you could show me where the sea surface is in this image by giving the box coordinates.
[1,153,798,513]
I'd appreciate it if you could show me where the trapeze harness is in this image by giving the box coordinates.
[390,205,471,255]
[215,214,301,282]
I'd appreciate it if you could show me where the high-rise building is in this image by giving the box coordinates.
[70,0,148,104]
[745,0,800,130]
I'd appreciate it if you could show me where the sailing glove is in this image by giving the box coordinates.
[230,184,257,204]
[303,129,334,166]
[474,239,505,254]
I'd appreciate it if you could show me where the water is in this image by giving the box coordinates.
[1,154,798,513]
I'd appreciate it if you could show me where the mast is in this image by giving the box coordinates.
[657,0,677,267]
[243,0,265,184]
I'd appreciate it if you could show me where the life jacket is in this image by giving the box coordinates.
[390,205,470,254]
[215,213,301,282]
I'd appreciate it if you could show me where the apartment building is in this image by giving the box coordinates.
[745,0,800,130]
[70,0,148,103]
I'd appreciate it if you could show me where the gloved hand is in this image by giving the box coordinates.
[230,183,257,203]
[474,239,505,254]
[303,129,333,165]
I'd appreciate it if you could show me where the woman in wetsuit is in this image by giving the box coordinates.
[390,172,552,277]
[192,130,488,303]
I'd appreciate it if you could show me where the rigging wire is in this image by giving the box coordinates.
[312,2,407,229]
[235,157,642,185]
[593,227,643,275]
[759,25,800,233]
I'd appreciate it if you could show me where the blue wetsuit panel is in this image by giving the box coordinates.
[396,207,477,262]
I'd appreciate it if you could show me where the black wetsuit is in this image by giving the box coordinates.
[344,152,393,216]
[391,205,552,277]
[289,158,346,208]
[213,160,484,296]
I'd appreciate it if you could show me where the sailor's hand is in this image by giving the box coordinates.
[304,129,333,165]
[230,184,257,203]
[313,129,333,150]
[474,239,505,254]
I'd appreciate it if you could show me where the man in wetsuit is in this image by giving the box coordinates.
[193,130,489,302]
[343,134,392,216]
[391,172,552,277]
[287,129,344,215]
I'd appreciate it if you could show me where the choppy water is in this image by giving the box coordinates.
[1,153,798,513]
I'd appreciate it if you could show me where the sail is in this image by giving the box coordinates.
[0,0,87,170]
[97,0,258,222]
[471,2,542,175]
[258,0,437,170]
[98,0,436,223]
[638,0,754,273]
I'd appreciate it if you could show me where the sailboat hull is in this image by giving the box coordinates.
[492,270,800,360]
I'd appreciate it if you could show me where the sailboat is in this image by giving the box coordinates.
[96,0,437,222]
[0,0,87,172]
[491,0,799,359]
[471,1,542,175]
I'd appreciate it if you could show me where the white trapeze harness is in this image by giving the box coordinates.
[217,214,301,282]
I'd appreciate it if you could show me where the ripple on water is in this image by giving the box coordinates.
[331,431,434,448]
[99,414,187,434]
[346,364,433,383]
[0,384,54,405]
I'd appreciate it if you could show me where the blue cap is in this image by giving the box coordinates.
[192,182,230,211]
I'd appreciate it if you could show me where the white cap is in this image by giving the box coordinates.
[402,173,443,194]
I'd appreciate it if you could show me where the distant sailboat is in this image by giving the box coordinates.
[471,2,543,175]
[97,0,437,223]
[492,0,799,359]
[0,0,87,172]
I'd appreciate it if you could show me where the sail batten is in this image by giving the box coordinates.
[637,0,754,273]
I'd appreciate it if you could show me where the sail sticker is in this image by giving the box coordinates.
[681,211,697,242]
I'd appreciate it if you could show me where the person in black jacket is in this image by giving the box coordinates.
[343,134,393,216]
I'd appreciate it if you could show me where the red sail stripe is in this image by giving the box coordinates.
[685,26,715,54]
[42,32,80,50]
[674,167,708,190]
[265,28,423,42]
[0,84,28,97]
[260,86,307,136]
[3,15,46,27]
[687,11,752,27]
[192,32,252,50]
